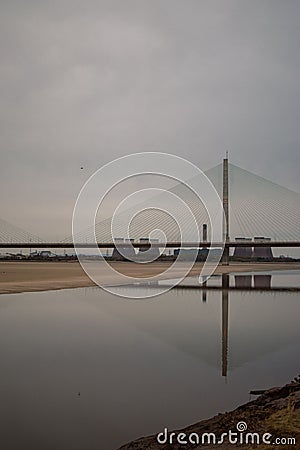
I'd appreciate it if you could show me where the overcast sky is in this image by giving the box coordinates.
[1,0,299,240]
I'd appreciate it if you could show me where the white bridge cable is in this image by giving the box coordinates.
[0,218,45,244]
[208,163,300,241]
[68,163,300,244]
[7,162,297,245]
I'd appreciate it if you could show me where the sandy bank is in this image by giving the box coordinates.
[0,261,299,295]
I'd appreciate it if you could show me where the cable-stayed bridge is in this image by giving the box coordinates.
[0,218,45,246]
[1,161,299,253]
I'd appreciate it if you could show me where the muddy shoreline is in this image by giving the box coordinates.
[0,261,300,295]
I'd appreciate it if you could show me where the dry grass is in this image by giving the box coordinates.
[265,405,300,435]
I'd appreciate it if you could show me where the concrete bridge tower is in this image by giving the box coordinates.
[222,154,230,264]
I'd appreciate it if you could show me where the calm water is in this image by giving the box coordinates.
[0,271,299,450]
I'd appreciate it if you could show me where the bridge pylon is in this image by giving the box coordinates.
[222,155,230,265]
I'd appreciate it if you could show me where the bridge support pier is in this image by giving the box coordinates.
[222,246,230,265]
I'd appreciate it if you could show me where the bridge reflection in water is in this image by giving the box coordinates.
[217,274,272,378]
[100,272,299,379]
[125,272,293,379]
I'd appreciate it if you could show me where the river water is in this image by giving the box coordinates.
[0,271,299,450]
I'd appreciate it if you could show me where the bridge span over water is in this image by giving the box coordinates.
[1,159,299,256]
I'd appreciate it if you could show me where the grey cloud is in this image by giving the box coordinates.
[0,0,299,238]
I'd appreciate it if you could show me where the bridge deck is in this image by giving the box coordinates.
[0,241,300,248]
